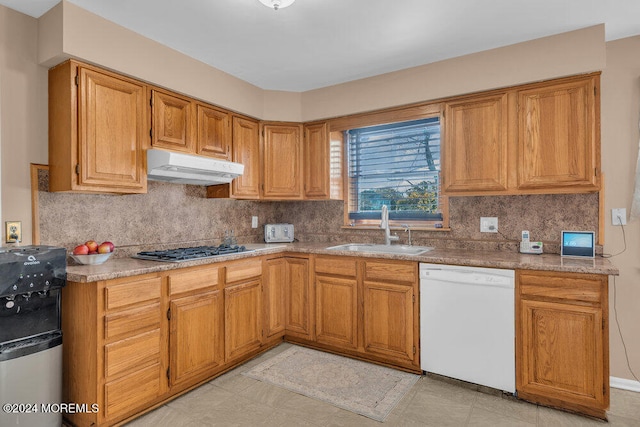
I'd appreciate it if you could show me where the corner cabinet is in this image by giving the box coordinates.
[516,270,609,419]
[49,60,147,194]
[442,73,600,196]
[262,123,304,199]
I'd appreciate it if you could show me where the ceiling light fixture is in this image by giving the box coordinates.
[258,0,295,10]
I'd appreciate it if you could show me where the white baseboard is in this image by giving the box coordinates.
[610,376,640,392]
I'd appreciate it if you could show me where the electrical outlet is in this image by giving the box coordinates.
[5,221,22,243]
[251,216,259,228]
[612,208,627,226]
[480,217,498,233]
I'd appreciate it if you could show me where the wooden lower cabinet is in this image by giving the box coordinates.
[62,259,279,427]
[516,270,609,419]
[224,261,264,362]
[285,256,313,340]
[264,258,287,339]
[363,281,415,363]
[315,275,359,350]
[62,274,167,427]
[169,291,224,386]
[311,256,420,371]
[168,267,224,387]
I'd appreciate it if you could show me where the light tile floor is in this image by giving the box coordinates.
[126,343,640,426]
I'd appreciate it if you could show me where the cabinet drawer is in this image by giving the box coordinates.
[169,267,219,295]
[104,364,162,420]
[518,271,605,304]
[315,256,357,277]
[225,261,262,283]
[105,303,161,340]
[105,329,161,379]
[105,277,162,311]
[364,261,416,283]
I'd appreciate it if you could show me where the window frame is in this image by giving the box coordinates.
[328,103,449,230]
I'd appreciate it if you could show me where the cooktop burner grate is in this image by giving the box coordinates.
[134,244,251,262]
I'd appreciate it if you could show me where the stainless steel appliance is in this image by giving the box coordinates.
[0,245,66,427]
[133,244,251,262]
[420,263,515,393]
[264,223,294,243]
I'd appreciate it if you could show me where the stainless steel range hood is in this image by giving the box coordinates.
[146,149,244,186]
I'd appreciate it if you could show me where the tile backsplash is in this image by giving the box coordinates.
[38,169,599,255]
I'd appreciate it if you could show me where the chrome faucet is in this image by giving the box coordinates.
[380,205,399,245]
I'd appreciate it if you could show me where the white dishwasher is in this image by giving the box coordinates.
[419,263,515,393]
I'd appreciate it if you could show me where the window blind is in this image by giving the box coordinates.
[347,117,442,221]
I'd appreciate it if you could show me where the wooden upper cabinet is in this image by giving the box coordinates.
[49,60,147,193]
[151,89,193,153]
[196,104,231,160]
[517,76,599,191]
[262,123,303,199]
[443,93,509,194]
[304,122,330,199]
[231,116,261,199]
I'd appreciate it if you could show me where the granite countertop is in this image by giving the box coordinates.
[65,242,620,283]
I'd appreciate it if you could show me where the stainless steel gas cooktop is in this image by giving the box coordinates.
[133,244,251,262]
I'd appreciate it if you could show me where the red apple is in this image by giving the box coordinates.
[98,242,112,254]
[100,241,115,252]
[85,240,98,252]
[73,244,89,255]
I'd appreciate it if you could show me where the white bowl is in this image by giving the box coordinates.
[70,252,112,265]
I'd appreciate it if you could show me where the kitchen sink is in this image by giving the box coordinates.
[326,243,433,255]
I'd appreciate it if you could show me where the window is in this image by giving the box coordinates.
[346,117,443,225]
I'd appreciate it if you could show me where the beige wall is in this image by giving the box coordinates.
[601,35,640,382]
[301,25,606,121]
[0,1,638,383]
[0,6,48,244]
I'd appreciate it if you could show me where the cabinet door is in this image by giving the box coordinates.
[231,116,261,199]
[262,124,303,199]
[517,76,599,191]
[285,257,313,339]
[443,93,509,194]
[264,259,286,339]
[304,123,330,199]
[151,89,193,152]
[224,280,262,362]
[169,291,224,385]
[197,104,231,160]
[518,298,606,416]
[315,275,358,350]
[78,66,147,192]
[363,281,415,365]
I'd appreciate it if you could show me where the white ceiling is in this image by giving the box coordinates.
[2,0,640,91]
